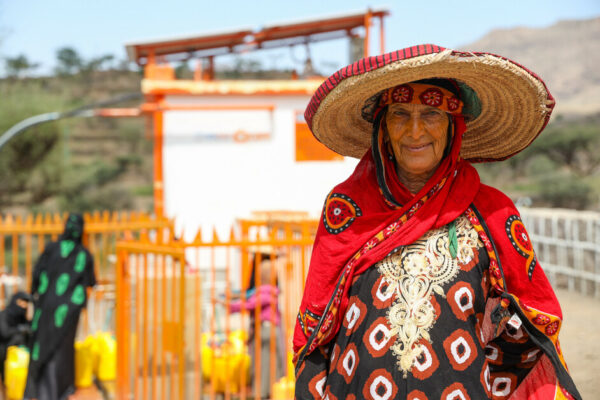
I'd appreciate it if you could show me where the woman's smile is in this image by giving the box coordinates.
[403,143,432,152]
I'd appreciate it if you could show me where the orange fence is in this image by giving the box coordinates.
[115,217,318,400]
[0,211,174,343]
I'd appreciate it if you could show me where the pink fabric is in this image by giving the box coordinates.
[229,285,280,326]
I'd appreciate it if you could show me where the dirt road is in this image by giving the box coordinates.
[556,288,600,399]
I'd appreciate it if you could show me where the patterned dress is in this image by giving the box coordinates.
[296,216,541,400]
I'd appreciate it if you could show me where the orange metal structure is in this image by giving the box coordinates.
[114,216,318,400]
[123,8,389,218]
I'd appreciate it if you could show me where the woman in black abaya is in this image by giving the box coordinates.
[24,214,96,400]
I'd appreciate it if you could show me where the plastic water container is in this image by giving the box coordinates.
[4,346,29,400]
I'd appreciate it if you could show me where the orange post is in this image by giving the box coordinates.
[116,249,131,400]
[153,95,165,218]
[152,253,159,400]
[364,9,372,58]
[379,15,385,54]
[160,254,167,400]
[170,252,177,400]
[25,231,32,290]
[134,255,140,400]
[12,232,18,292]
[178,253,186,400]
[142,253,149,399]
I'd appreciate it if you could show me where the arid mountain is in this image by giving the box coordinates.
[462,17,600,115]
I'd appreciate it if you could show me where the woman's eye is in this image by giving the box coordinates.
[393,111,410,117]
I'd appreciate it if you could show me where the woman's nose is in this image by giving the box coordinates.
[407,115,425,138]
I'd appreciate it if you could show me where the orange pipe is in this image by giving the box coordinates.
[364,10,372,58]
[152,96,165,218]
[379,16,385,54]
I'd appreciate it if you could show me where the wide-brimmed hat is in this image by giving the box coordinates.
[305,44,555,162]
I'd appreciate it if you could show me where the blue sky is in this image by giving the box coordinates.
[1,0,599,76]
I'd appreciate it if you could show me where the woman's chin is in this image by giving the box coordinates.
[398,161,438,177]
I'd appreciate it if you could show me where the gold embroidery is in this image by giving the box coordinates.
[376,215,481,377]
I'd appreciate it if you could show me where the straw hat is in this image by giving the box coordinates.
[305,44,555,162]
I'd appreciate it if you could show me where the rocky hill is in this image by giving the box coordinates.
[462,17,600,115]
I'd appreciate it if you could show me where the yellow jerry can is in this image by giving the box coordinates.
[5,346,29,400]
[272,352,296,400]
[201,330,250,393]
[95,332,117,381]
[75,338,95,388]
[272,376,295,400]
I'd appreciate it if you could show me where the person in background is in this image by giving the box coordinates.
[229,249,285,399]
[0,292,32,382]
[25,213,96,400]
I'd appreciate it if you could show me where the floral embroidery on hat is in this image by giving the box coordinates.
[447,96,461,111]
[391,84,413,103]
[419,87,444,107]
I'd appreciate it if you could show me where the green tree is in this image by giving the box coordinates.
[0,86,65,207]
[55,47,83,76]
[4,54,40,78]
[523,116,600,176]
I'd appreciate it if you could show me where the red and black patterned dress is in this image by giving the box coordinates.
[296,215,541,400]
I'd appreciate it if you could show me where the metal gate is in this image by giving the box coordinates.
[115,220,315,399]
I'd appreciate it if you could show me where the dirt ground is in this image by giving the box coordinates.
[555,288,600,399]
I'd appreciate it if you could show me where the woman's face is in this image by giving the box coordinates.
[385,103,450,176]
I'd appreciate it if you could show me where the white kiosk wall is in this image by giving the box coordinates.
[163,94,360,239]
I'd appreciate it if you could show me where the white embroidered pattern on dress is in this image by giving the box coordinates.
[376,215,481,377]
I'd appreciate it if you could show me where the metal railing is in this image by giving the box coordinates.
[520,207,600,298]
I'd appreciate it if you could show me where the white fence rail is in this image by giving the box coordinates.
[520,207,600,298]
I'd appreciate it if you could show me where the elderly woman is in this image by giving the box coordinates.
[293,45,581,400]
